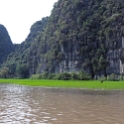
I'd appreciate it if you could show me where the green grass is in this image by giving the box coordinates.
[0,79,124,90]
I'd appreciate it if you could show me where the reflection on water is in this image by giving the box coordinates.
[0,84,124,124]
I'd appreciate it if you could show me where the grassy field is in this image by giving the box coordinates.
[0,79,124,90]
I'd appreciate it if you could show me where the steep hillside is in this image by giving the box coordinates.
[37,0,124,78]
[2,17,48,78]
[2,0,124,78]
[0,24,14,63]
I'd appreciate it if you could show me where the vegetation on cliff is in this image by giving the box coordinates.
[0,0,124,79]
[0,24,14,64]
[1,17,49,78]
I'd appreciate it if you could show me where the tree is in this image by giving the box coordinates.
[0,67,9,78]
[16,64,29,78]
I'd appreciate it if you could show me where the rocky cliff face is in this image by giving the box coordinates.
[106,36,124,75]
[37,0,124,78]
[0,24,14,63]
[1,0,124,78]
[25,17,49,43]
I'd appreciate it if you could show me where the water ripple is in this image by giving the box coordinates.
[0,84,124,124]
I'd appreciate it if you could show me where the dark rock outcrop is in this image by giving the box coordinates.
[0,24,14,63]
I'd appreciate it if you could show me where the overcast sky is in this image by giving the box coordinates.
[0,0,58,44]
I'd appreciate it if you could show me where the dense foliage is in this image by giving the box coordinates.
[30,71,91,80]
[1,0,124,78]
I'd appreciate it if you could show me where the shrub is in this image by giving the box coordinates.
[97,76,107,82]
[107,73,119,81]
[71,72,79,80]
[119,75,124,81]
[78,71,91,80]
[41,72,49,79]
[30,73,56,80]
[55,72,72,80]
[47,73,56,79]
[30,74,41,79]
[30,72,91,80]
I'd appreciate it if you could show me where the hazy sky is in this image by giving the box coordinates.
[0,0,58,44]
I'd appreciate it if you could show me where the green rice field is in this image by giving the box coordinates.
[0,79,124,90]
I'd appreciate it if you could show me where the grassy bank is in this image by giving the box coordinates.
[0,79,124,90]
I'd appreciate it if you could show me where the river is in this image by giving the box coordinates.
[0,84,124,124]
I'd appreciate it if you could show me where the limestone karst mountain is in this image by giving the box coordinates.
[1,0,124,78]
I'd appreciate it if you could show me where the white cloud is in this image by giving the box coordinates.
[0,0,58,43]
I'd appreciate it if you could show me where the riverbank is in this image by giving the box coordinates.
[0,79,124,90]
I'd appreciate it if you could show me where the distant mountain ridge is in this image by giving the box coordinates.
[0,24,14,64]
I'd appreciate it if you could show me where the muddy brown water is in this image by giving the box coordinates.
[0,84,124,124]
